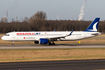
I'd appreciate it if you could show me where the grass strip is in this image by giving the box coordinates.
[0,48,105,62]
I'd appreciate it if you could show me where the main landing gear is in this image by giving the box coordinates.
[48,41,55,45]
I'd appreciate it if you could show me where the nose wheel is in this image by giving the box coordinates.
[12,41,15,45]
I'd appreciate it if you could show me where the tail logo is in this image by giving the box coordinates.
[92,22,98,31]
[87,22,98,32]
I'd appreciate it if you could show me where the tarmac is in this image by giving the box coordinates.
[0,59,105,70]
[0,44,105,49]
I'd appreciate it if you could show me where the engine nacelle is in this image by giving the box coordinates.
[39,38,49,44]
[34,41,39,44]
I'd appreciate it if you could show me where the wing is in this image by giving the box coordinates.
[46,30,74,40]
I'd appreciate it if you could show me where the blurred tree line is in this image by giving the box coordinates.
[0,11,105,33]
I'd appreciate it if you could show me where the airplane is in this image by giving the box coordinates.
[1,18,101,45]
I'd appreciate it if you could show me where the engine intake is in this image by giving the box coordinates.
[34,41,39,44]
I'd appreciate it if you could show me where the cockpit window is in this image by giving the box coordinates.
[5,34,9,36]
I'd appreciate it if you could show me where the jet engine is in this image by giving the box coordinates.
[39,38,49,44]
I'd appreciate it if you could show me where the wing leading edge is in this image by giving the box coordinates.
[45,30,74,39]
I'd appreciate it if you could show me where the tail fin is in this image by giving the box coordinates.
[84,18,100,32]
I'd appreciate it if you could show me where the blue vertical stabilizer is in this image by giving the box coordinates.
[84,18,100,32]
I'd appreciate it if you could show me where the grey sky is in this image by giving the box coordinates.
[0,0,105,22]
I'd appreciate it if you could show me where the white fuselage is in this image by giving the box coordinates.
[1,31,101,41]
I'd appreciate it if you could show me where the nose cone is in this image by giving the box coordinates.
[1,36,5,40]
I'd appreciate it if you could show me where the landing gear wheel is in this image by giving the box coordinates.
[48,42,55,45]
[52,41,55,45]
[52,43,55,45]
[48,42,51,45]
[12,41,15,45]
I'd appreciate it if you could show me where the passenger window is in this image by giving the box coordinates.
[5,34,9,36]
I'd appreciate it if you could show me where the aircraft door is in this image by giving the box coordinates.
[12,32,17,40]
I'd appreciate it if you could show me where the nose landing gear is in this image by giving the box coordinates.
[12,41,15,45]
